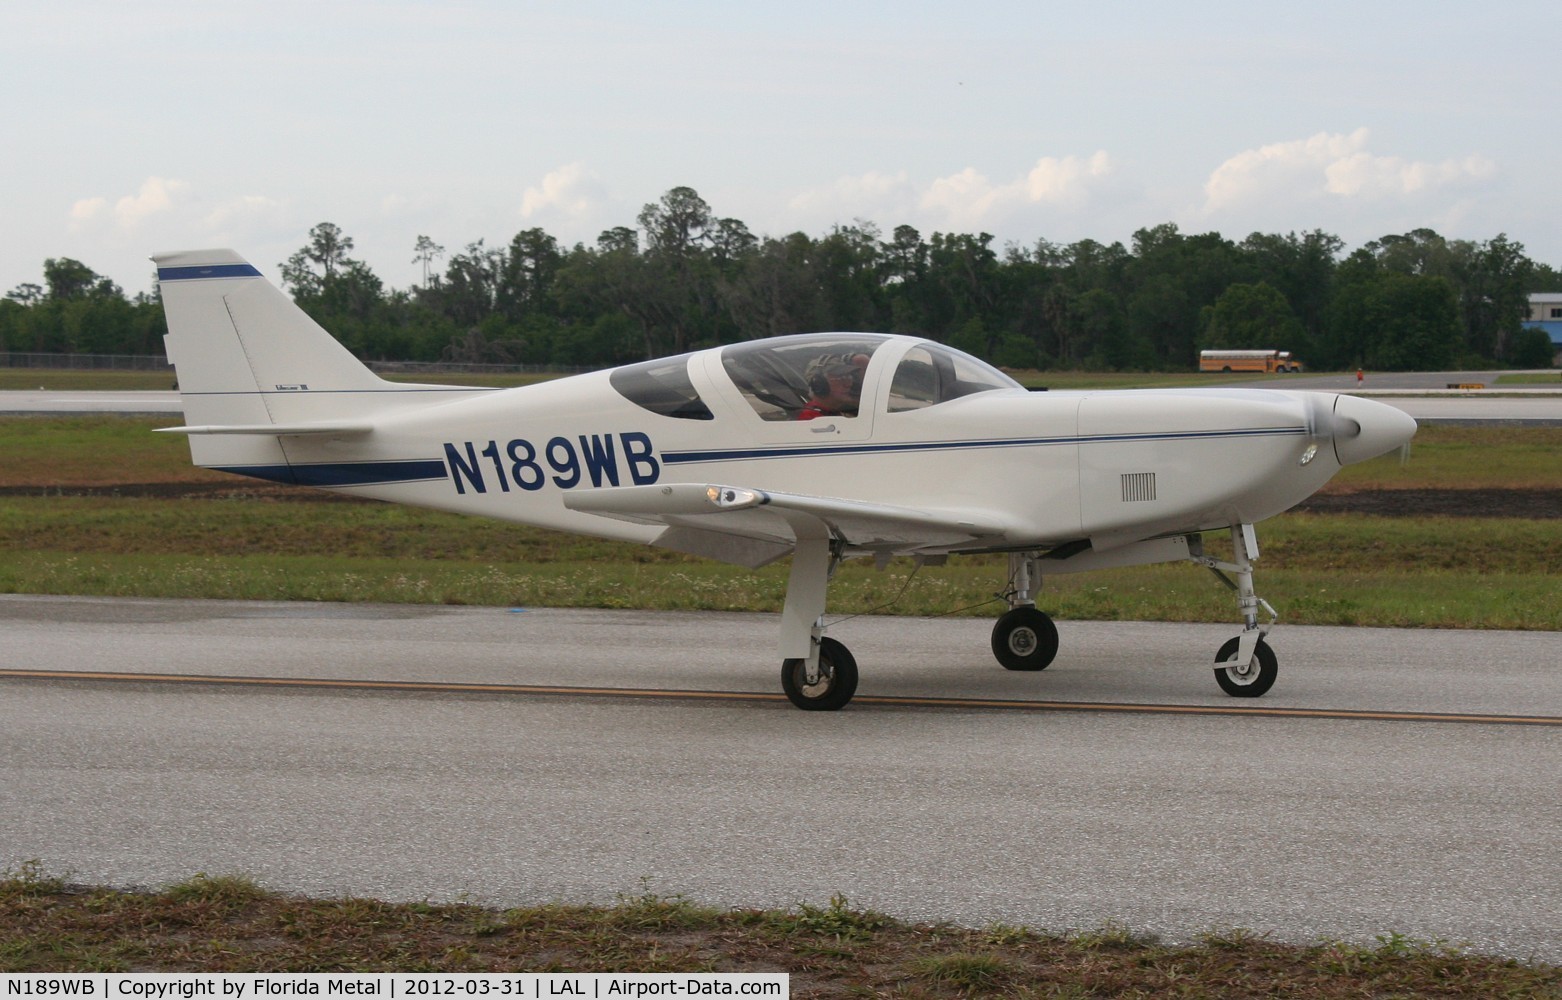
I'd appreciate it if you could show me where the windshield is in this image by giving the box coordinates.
[609,354,713,420]
[721,334,888,421]
[888,343,1022,412]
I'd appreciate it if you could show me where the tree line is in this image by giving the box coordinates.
[5,186,1559,371]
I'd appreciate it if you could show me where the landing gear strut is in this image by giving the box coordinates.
[776,530,860,710]
[1193,524,1280,698]
[991,552,1059,671]
[770,523,1282,709]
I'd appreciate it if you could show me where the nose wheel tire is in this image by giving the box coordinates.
[1213,636,1278,697]
[991,607,1059,671]
[781,636,859,711]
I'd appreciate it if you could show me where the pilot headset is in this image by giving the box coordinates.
[807,354,856,396]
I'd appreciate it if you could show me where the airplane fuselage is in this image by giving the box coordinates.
[245,337,1373,562]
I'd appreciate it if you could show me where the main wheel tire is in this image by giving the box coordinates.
[781,637,859,711]
[1213,636,1278,697]
[991,607,1059,671]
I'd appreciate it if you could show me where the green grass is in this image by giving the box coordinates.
[1,418,1559,629]
[3,869,1558,993]
[0,415,218,485]
[3,498,1559,628]
[1495,371,1562,384]
[1328,424,1562,490]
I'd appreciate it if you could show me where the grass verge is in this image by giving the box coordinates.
[1494,372,1562,385]
[3,498,1560,628]
[3,868,1558,995]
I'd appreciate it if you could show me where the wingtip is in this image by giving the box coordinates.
[150,248,249,267]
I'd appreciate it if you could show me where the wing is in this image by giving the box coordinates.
[562,483,1018,568]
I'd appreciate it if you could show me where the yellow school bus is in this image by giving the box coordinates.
[1199,349,1304,373]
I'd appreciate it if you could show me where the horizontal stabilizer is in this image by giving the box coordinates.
[154,421,374,436]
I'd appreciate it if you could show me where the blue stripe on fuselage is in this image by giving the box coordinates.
[212,459,447,487]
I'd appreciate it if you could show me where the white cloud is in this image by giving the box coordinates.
[204,194,287,231]
[68,197,108,229]
[113,176,188,228]
[919,167,992,223]
[918,153,1115,228]
[785,171,917,230]
[67,177,191,233]
[1323,152,1496,198]
[1202,129,1496,212]
[53,178,305,291]
[519,163,609,222]
[1022,151,1115,206]
[787,155,1113,235]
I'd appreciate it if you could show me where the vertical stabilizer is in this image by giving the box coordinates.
[155,249,391,428]
[154,248,475,473]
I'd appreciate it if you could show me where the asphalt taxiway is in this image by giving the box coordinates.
[2,595,1559,959]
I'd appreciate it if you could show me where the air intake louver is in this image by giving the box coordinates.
[1121,472,1157,502]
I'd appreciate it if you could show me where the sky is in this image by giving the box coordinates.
[3,1,1558,298]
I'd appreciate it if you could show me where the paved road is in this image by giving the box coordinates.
[3,595,1559,959]
[0,389,182,413]
[1246,370,1560,392]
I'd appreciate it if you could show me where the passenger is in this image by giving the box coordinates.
[798,352,870,419]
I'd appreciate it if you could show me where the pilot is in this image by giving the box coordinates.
[798,352,870,420]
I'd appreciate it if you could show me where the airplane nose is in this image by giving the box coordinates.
[1330,393,1418,466]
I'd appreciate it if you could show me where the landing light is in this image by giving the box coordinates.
[706,486,758,508]
[1298,444,1318,466]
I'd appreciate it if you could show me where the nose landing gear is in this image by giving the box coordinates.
[1213,635,1278,696]
[1193,524,1280,698]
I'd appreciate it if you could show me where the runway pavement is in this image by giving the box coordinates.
[0,389,181,414]
[2,595,1559,959]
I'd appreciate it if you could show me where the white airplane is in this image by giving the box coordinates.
[153,248,1417,710]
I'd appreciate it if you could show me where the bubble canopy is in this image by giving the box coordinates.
[610,333,1023,421]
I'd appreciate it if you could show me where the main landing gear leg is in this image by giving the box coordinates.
[991,552,1059,671]
[1192,524,1279,697]
[778,533,858,711]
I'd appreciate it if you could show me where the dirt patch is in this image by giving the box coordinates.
[1294,487,1562,519]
